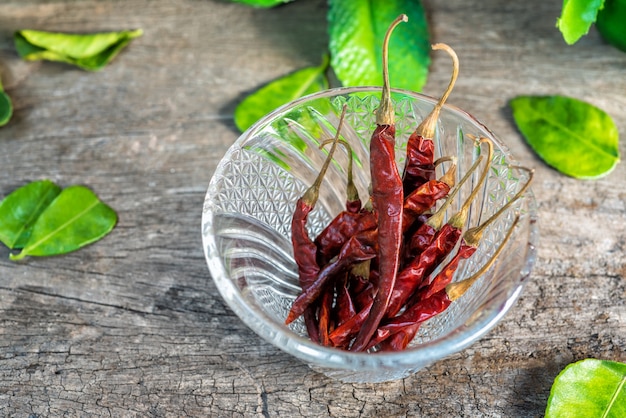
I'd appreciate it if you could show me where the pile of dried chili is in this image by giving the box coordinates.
[285,15,533,352]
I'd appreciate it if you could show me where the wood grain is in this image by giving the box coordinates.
[0,0,624,416]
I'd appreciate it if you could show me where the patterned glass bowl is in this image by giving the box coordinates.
[202,87,538,383]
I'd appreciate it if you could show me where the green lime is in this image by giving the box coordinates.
[596,0,626,52]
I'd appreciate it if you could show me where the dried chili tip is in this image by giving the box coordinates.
[376,14,408,126]
[413,43,459,139]
[446,214,520,301]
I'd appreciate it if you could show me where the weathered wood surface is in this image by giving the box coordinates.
[0,0,624,416]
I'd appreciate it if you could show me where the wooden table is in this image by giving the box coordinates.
[0,0,624,416]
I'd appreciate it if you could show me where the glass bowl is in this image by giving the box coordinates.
[202,86,538,383]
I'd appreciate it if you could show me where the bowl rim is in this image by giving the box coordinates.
[202,86,539,371]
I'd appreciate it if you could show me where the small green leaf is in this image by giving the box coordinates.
[328,0,430,91]
[596,0,626,52]
[0,75,12,127]
[234,56,329,132]
[510,95,620,179]
[546,359,626,418]
[10,185,117,260]
[556,0,605,45]
[0,91,12,127]
[14,29,143,71]
[0,180,62,249]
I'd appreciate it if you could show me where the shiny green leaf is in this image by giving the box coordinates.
[234,56,329,132]
[597,0,626,52]
[0,180,62,249]
[556,0,605,44]
[0,76,12,127]
[328,0,430,91]
[10,185,117,260]
[15,29,143,71]
[510,95,620,179]
[0,91,11,127]
[546,359,626,418]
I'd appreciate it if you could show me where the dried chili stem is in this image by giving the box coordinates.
[436,156,457,188]
[376,14,408,126]
[301,105,348,207]
[447,137,494,229]
[319,138,359,209]
[446,215,520,301]
[412,43,459,139]
[463,166,534,247]
[426,154,484,230]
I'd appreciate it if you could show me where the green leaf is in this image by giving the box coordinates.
[510,95,620,179]
[0,180,62,249]
[0,90,12,127]
[556,0,605,45]
[230,0,294,7]
[14,29,143,71]
[328,0,430,91]
[234,55,329,132]
[546,359,626,418]
[0,75,12,127]
[10,185,117,260]
[596,0,626,52]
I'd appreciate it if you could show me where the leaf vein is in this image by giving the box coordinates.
[602,374,626,418]
[527,106,617,160]
[22,200,100,253]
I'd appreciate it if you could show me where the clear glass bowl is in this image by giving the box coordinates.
[202,87,538,383]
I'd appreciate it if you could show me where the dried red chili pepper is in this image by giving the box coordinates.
[370,215,521,351]
[329,296,374,348]
[315,173,451,268]
[385,222,460,319]
[314,139,376,266]
[402,157,456,233]
[350,14,408,352]
[384,139,494,319]
[286,228,378,325]
[366,289,451,350]
[378,326,421,351]
[288,105,348,338]
[403,153,483,262]
[314,211,377,267]
[420,165,534,300]
[402,43,459,195]
[315,157,454,269]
